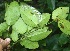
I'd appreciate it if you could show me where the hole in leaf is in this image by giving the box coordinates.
[66,13,69,14]
[61,8,62,9]
[59,23,64,29]
[56,16,58,17]
[30,12,34,14]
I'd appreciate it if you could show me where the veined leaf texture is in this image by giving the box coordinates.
[3,1,69,49]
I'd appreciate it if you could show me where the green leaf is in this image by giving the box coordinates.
[27,27,52,41]
[12,18,27,34]
[5,2,9,11]
[5,1,20,25]
[2,32,10,38]
[53,44,61,51]
[0,22,8,33]
[47,0,55,10]
[0,32,2,36]
[27,25,33,32]
[52,7,69,20]
[24,0,32,1]
[58,19,70,35]
[68,14,70,21]
[20,3,42,27]
[38,13,51,27]
[20,38,39,49]
[46,34,60,50]
[58,33,68,45]
[39,39,47,46]
[63,47,70,51]
[11,30,19,42]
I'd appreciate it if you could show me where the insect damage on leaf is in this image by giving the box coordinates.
[52,7,69,20]
[26,27,52,41]
[58,19,70,35]
[3,1,69,50]
[20,3,42,27]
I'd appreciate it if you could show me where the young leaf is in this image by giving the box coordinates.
[27,27,52,41]
[11,30,19,42]
[20,3,42,27]
[58,19,70,35]
[38,13,51,27]
[27,25,33,32]
[52,7,69,20]
[5,1,20,25]
[12,18,27,34]
[20,38,39,49]
[0,22,8,33]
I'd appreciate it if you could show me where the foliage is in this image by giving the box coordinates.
[0,0,70,51]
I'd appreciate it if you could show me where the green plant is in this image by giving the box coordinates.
[0,0,70,51]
